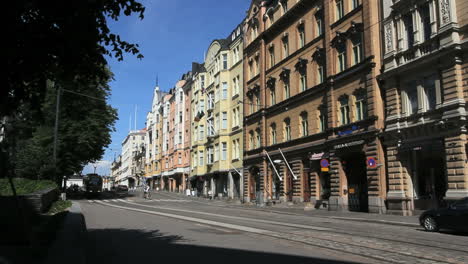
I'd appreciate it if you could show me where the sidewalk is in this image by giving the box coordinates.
[149,190,420,228]
[45,202,87,264]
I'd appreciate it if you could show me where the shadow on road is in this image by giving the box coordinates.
[86,228,360,264]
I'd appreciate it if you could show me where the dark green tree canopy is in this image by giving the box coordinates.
[4,0,145,117]
[2,0,146,180]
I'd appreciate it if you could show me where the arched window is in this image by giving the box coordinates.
[255,128,261,148]
[300,112,309,137]
[338,95,350,125]
[354,89,367,121]
[318,104,328,132]
[283,118,291,142]
[270,123,277,145]
[249,131,254,150]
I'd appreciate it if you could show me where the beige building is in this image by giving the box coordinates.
[190,24,244,199]
[380,0,468,215]
[144,83,167,189]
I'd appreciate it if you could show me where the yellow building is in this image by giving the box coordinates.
[189,24,244,200]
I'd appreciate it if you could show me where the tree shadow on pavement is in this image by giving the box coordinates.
[86,228,360,264]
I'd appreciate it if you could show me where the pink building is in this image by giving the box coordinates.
[161,72,192,193]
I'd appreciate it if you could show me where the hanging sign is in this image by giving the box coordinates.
[367,157,377,168]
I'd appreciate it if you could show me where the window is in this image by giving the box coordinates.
[339,96,350,125]
[222,112,228,129]
[424,75,437,111]
[221,142,227,160]
[255,93,261,111]
[405,81,418,115]
[201,75,205,90]
[281,1,288,14]
[179,111,183,123]
[199,99,205,112]
[351,33,363,65]
[421,4,431,42]
[336,0,344,20]
[179,91,183,102]
[179,131,183,144]
[284,81,290,99]
[355,92,367,121]
[336,43,347,73]
[403,13,414,49]
[178,154,182,165]
[271,124,277,145]
[300,73,307,92]
[249,96,254,115]
[351,0,359,9]
[222,54,228,69]
[315,12,323,37]
[282,37,289,59]
[215,144,219,161]
[255,57,260,76]
[249,131,254,150]
[284,118,291,141]
[269,47,275,68]
[317,64,324,84]
[270,89,276,106]
[249,61,254,79]
[300,112,309,137]
[222,82,228,99]
[319,106,327,132]
[298,26,305,48]
[207,147,214,164]
[199,151,204,166]
[199,125,205,139]
[255,129,261,148]
[193,153,197,167]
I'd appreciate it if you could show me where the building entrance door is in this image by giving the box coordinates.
[303,169,311,202]
[286,168,293,202]
[411,151,446,210]
[342,153,368,212]
[249,167,260,202]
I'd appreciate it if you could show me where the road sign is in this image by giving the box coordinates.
[320,159,329,168]
[321,167,329,172]
[367,157,377,168]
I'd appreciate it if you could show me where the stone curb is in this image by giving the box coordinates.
[45,202,87,264]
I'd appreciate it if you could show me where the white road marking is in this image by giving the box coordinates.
[94,200,268,234]
[117,199,331,232]
[88,200,95,203]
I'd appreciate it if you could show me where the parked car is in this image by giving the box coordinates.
[117,185,128,192]
[419,197,468,232]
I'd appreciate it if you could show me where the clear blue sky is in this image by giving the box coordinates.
[82,0,250,175]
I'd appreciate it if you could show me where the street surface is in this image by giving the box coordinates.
[80,192,468,264]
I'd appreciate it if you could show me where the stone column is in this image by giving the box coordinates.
[445,134,468,200]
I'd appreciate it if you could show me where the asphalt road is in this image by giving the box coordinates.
[79,191,468,264]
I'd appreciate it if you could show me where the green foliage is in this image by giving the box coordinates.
[2,0,143,180]
[47,200,72,215]
[0,178,57,196]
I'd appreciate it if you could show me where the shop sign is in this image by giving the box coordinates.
[333,140,365,150]
[310,152,325,160]
[337,125,359,136]
[321,167,329,172]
